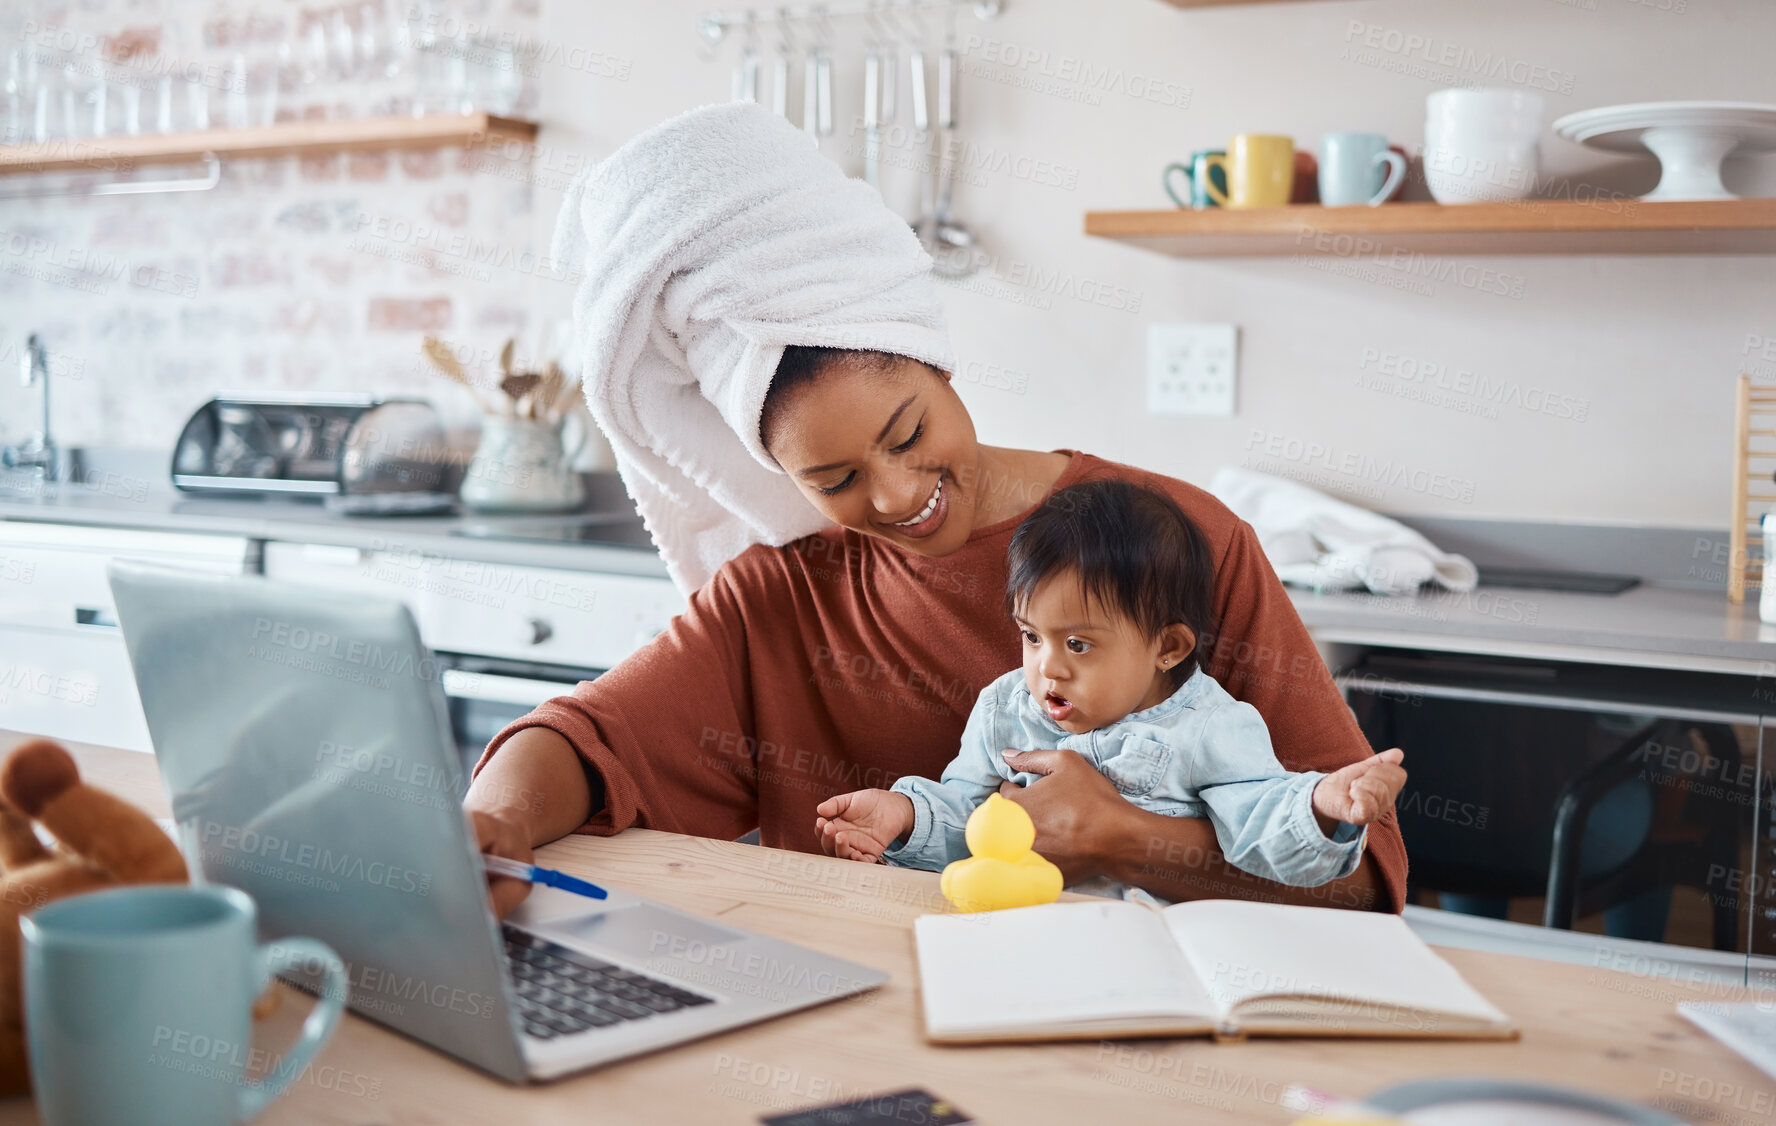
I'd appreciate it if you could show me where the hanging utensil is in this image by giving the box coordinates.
[815,52,832,135]
[907,47,929,134]
[813,5,834,136]
[877,33,896,125]
[909,47,937,242]
[764,11,791,115]
[929,43,978,278]
[863,52,881,190]
[867,2,897,127]
[733,49,758,102]
[733,15,759,102]
[771,46,790,115]
[731,22,758,105]
[934,45,969,246]
[802,44,820,135]
[937,45,956,132]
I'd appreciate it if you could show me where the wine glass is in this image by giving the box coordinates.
[2,47,28,145]
[477,39,520,116]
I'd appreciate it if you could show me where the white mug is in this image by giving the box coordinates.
[1424,87,1545,204]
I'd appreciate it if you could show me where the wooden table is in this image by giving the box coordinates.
[1,733,1772,1125]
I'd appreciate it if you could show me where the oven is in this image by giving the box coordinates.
[1341,647,1773,979]
[439,655,606,770]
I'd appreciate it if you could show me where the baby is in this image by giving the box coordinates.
[814,479,1406,890]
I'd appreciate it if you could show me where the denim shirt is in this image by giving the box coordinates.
[882,667,1366,888]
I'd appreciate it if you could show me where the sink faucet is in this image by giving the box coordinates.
[2,334,55,482]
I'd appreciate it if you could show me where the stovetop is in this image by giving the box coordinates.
[448,515,654,549]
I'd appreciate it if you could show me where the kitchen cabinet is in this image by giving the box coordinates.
[0,628,145,751]
[0,522,257,751]
[262,541,685,671]
[0,510,685,760]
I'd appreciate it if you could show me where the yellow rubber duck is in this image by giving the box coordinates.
[939,793,1064,913]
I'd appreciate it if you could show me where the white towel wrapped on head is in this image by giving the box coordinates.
[1208,467,1478,596]
[550,102,955,592]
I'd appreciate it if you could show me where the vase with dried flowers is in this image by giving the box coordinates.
[422,335,586,513]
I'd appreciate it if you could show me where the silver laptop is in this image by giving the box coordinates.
[108,562,885,1083]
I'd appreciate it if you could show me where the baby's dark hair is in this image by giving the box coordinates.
[1006,479,1217,688]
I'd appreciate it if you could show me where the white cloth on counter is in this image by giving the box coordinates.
[549,101,955,593]
[1207,467,1478,596]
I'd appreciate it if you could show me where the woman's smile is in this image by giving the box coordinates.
[881,474,949,539]
[763,354,1068,555]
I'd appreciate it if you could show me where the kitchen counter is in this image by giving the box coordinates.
[1291,582,1776,676]
[7,467,1772,675]
[0,472,670,580]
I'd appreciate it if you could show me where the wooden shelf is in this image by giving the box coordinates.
[1084,199,1776,257]
[1157,0,1321,6]
[0,113,538,175]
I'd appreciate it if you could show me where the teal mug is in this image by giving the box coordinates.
[1162,148,1227,209]
[1318,131,1407,207]
[22,885,348,1126]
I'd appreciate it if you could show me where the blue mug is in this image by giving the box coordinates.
[22,885,348,1126]
[1318,132,1407,207]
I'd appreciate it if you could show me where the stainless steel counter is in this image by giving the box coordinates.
[1291,583,1776,676]
[0,473,670,580]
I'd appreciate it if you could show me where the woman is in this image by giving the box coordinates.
[467,104,1405,917]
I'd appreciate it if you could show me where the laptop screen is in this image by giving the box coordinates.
[109,562,528,1082]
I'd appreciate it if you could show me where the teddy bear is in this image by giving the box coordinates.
[0,738,189,1094]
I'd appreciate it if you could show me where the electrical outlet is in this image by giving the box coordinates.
[1147,323,1238,417]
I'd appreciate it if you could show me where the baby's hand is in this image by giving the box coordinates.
[815,789,915,863]
[1312,748,1406,831]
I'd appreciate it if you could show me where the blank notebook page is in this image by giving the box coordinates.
[916,900,1218,1032]
[1163,900,1507,1023]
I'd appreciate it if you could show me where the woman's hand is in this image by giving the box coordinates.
[1000,749,1395,910]
[996,749,1128,884]
[469,808,536,919]
[462,726,600,918]
[815,789,915,863]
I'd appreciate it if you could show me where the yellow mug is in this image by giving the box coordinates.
[1202,134,1295,209]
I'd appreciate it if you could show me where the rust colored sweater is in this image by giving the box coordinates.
[476,451,1407,912]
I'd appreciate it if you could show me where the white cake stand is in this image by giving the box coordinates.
[1552,101,1776,201]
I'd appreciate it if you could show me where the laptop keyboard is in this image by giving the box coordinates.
[502,925,714,1040]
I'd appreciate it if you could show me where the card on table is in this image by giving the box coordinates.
[761,1087,972,1126]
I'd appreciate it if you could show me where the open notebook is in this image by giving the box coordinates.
[914,898,1516,1043]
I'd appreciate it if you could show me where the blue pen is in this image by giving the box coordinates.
[483,854,608,900]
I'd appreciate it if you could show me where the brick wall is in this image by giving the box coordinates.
[0,0,555,455]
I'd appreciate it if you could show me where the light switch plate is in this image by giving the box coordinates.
[1147,323,1237,417]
